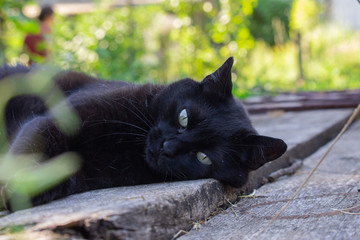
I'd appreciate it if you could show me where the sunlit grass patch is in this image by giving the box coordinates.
[234,24,360,97]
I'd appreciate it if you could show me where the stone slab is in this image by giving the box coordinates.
[0,109,354,239]
[180,118,360,240]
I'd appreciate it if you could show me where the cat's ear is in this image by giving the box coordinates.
[241,135,287,170]
[201,57,234,98]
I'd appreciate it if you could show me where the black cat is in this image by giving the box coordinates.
[1,57,287,207]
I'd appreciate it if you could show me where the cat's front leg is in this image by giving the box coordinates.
[6,115,81,208]
[10,116,69,156]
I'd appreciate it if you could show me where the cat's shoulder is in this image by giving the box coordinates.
[54,71,131,94]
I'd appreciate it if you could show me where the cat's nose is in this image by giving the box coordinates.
[162,139,177,157]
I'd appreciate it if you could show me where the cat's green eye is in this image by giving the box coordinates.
[197,152,212,165]
[179,109,188,128]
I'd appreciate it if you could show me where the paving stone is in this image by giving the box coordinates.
[0,109,354,240]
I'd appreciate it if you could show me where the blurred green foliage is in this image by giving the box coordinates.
[249,0,292,46]
[48,0,258,84]
[1,0,360,96]
[0,68,81,211]
[1,0,360,114]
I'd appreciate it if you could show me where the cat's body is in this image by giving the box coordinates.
[1,58,287,208]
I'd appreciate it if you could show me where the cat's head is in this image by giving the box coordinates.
[145,57,287,187]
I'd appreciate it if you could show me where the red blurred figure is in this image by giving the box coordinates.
[24,6,54,66]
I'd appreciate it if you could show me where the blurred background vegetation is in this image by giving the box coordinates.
[0,0,359,98]
[1,0,360,98]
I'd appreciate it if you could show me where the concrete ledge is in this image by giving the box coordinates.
[0,109,354,240]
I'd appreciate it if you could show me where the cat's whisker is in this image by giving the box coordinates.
[116,139,145,144]
[103,132,147,138]
[237,144,279,148]
[107,165,118,171]
[85,119,148,134]
[115,97,153,128]
[122,97,154,126]
[85,96,152,129]
[173,169,187,180]
[96,97,116,109]
[83,132,147,145]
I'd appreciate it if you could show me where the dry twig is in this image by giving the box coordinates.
[333,204,360,215]
[238,189,258,198]
[172,229,189,239]
[225,198,238,217]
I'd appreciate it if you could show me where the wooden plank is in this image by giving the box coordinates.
[244,90,360,113]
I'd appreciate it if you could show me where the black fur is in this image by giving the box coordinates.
[1,58,287,208]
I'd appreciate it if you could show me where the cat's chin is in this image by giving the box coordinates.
[144,141,168,174]
[145,150,164,171]
[145,126,169,173]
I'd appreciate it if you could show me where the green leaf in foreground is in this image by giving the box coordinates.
[0,152,81,211]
